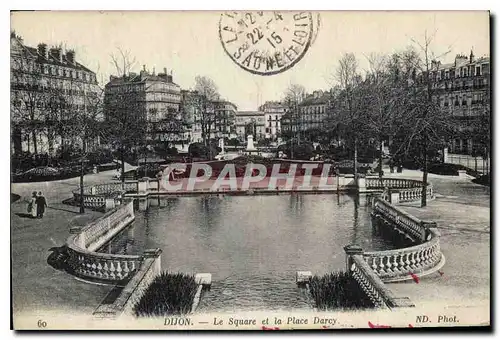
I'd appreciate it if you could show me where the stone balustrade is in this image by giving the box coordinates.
[373,198,427,242]
[66,247,143,283]
[345,246,415,309]
[366,177,422,190]
[66,201,144,284]
[73,181,139,210]
[363,228,445,282]
[93,249,162,318]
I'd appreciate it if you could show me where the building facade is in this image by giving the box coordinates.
[180,90,237,144]
[11,32,101,155]
[213,100,237,140]
[431,52,490,155]
[281,90,331,142]
[259,101,286,141]
[104,67,191,148]
[235,111,266,141]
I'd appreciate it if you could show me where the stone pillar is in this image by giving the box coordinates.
[138,197,148,211]
[143,248,163,275]
[90,186,96,195]
[357,175,367,193]
[420,221,438,242]
[343,244,363,272]
[105,197,116,211]
[389,190,400,205]
[358,193,367,206]
[443,147,449,163]
[138,177,150,194]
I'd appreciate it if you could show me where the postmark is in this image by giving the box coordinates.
[219,11,314,76]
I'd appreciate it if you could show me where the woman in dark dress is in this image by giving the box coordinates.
[36,191,48,218]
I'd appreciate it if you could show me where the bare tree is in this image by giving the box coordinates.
[11,35,44,155]
[191,76,220,158]
[405,30,453,207]
[63,81,104,213]
[109,47,137,77]
[334,53,363,179]
[363,52,412,181]
[282,83,306,158]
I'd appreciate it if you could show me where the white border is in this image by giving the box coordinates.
[3,1,498,339]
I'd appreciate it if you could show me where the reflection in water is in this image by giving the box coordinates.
[110,194,395,312]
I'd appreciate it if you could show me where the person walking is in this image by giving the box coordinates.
[35,191,48,218]
[28,191,37,218]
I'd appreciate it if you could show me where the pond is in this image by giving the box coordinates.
[107,194,395,312]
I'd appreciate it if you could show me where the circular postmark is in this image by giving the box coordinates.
[219,11,314,76]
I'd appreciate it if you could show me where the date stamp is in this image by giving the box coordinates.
[219,11,314,76]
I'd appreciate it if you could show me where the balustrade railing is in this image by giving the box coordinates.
[373,198,426,242]
[363,229,444,282]
[344,245,415,308]
[66,247,143,282]
[66,201,141,283]
[73,181,139,210]
[366,177,422,190]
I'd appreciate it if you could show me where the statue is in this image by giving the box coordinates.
[246,134,257,152]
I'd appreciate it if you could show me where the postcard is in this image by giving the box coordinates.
[10,10,490,330]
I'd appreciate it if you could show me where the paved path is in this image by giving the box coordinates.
[382,167,490,309]
[11,168,126,317]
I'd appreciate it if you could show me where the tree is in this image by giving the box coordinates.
[188,76,220,158]
[110,47,137,77]
[362,52,412,181]
[104,49,146,183]
[331,53,364,179]
[402,31,454,207]
[11,34,46,155]
[282,83,306,158]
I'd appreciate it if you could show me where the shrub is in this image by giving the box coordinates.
[133,272,198,317]
[472,174,490,186]
[309,271,375,310]
[427,163,480,177]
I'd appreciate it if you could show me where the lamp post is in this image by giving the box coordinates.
[79,157,89,214]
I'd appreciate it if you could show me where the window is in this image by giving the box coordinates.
[475,66,481,76]
[445,70,450,79]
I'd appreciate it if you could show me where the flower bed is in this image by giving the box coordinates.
[309,272,375,310]
[133,272,198,317]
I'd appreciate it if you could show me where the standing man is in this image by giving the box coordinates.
[36,191,48,218]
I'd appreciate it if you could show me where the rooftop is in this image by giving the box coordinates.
[11,34,95,74]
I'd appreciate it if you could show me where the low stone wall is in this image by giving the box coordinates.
[72,181,139,210]
[343,179,445,307]
[366,197,445,282]
[93,249,162,318]
[66,201,147,284]
[344,247,415,309]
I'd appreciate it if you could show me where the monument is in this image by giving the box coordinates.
[245,134,258,155]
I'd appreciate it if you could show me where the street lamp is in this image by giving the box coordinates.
[79,157,89,214]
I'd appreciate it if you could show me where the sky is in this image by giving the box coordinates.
[11,11,489,110]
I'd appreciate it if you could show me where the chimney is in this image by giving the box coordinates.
[49,47,63,63]
[140,64,147,78]
[66,49,75,64]
[37,43,48,59]
[163,67,167,74]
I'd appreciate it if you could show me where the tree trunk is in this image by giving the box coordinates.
[354,137,358,180]
[79,157,85,214]
[421,139,428,208]
[378,135,384,184]
[120,147,125,186]
[32,130,38,154]
[48,128,55,157]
